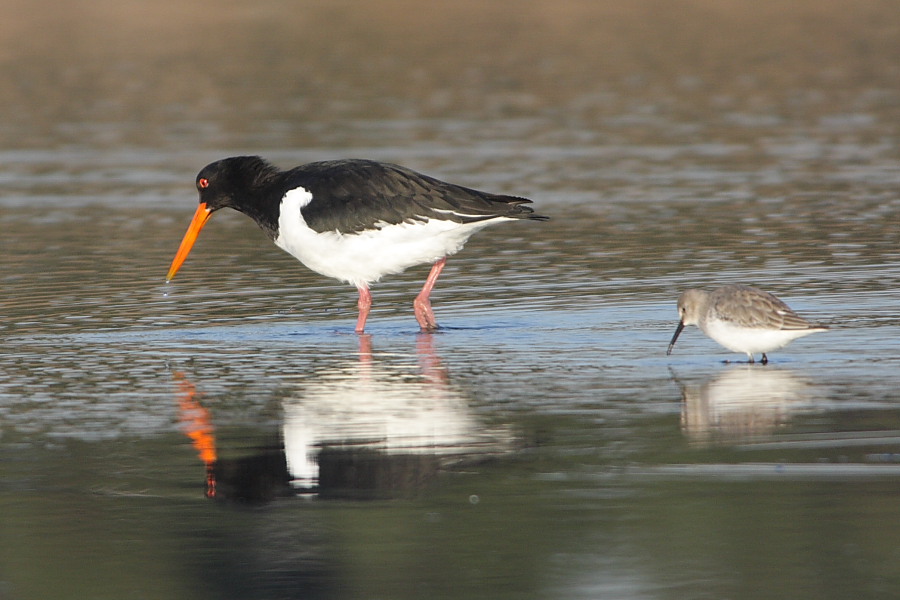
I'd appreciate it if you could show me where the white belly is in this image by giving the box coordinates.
[274,187,504,287]
[702,318,818,355]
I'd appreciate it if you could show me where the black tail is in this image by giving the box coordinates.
[492,194,550,221]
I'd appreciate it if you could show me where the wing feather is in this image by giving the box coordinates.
[288,160,544,233]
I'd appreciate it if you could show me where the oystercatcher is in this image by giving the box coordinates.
[166,156,548,332]
[666,284,829,364]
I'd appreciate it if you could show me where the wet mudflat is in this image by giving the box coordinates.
[2,1,900,599]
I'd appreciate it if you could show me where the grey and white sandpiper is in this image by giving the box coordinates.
[666,284,829,364]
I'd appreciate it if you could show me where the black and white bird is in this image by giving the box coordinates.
[166,156,548,332]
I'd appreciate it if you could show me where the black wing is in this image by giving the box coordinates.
[287,160,546,234]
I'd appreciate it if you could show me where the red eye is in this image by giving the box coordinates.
[198,178,210,189]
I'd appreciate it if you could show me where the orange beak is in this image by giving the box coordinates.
[166,203,213,281]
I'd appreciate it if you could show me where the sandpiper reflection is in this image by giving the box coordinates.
[174,335,513,501]
[674,367,817,446]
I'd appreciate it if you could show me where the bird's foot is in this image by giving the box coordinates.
[414,296,439,331]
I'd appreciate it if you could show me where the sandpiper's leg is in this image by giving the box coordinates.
[414,257,447,331]
[356,285,372,333]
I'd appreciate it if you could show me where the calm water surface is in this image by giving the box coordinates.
[3,1,900,599]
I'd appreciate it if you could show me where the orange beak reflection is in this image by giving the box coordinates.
[166,203,212,281]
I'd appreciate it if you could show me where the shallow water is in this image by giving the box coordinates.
[3,1,900,599]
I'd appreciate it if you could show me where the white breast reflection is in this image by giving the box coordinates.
[283,334,513,497]
[675,367,816,446]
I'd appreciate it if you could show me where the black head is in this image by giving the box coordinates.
[167,156,282,281]
[195,156,280,212]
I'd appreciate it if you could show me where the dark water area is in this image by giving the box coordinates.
[3,1,900,599]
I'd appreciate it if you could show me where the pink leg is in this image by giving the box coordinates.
[356,285,372,333]
[414,257,446,331]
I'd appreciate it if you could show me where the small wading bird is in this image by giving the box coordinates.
[166,156,548,332]
[667,284,829,364]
